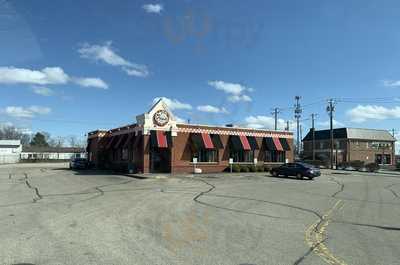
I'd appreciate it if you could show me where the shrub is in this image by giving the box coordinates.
[256,166,264,172]
[249,165,257,172]
[396,162,400,171]
[348,160,364,170]
[232,164,241,173]
[240,165,250,172]
[263,165,272,172]
[365,162,379,172]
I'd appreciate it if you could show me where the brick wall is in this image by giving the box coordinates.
[170,132,294,174]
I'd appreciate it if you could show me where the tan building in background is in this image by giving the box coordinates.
[302,128,396,165]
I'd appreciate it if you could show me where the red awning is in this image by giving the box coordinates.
[201,133,214,149]
[272,137,284,151]
[122,133,134,149]
[239,135,251,151]
[105,136,116,150]
[114,134,127,149]
[156,131,168,148]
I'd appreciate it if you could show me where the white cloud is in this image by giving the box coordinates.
[0,121,14,128]
[383,80,400,87]
[175,115,186,123]
[197,105,229,114]
[142,3,163,14]
[208,80,253,102]
[0,66,108,89]
[78,41,149,78]
[153,97,192,110]
[0,67,69,85]
[227,94,252,103]
[4,106,51,118]
[243,115,286,130]
[347,105,400,123]
[318,119,345,128]
[32,86,53,96]
[72,77,109,89]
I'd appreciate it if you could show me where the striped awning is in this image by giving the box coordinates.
[264,137,287,151]
[247,136,259,150]
[230,135,251,151]
[211,134,224,149]
[279,138,290,151]
[264,137,276,151]
[150,131,171,148]
[105,136,117,150]
[122,133,135,149]
[191,133,216,150]
[114,134,127,149]
[272,137,284,151]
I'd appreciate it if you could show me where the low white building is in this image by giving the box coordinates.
[0,140,22,164]
[21,146,86,161]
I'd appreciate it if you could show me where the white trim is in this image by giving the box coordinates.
[177,126,293,139]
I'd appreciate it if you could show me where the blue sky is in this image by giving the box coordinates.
[1,0,400,148]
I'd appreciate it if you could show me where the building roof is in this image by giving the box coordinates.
[0,140,21,147]
[22,146,85,153]
[303,128,396,142]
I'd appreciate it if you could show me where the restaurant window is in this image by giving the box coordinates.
[230,150,254,163]
[122,148,128,161]
[376,154,391,165]
[193,149,218,163]
[265,151,286,163]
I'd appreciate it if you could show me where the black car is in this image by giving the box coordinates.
[69,158,88,169]
[270,162,321,180]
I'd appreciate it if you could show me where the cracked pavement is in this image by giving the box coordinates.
[1,163,400,265]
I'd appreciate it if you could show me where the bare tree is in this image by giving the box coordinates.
[0,126,22,140]
[0,125,32,146]
[20,134,32,146]
[66,135,78,147]
[66,135,86,148]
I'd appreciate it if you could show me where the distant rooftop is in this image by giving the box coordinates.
[303,128,396,142]
[0,140,21,146]
[22,146,85,153]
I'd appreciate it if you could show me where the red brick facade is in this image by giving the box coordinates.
[87,124,294,174]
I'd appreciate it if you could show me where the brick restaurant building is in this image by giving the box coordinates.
[87,99,294,174]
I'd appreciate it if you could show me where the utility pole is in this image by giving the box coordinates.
[294,96,302,156]
[300,124,303,153]
[271,108,281,131]
[286,121,290,131]
[326,99,336,169]
[311,113,318,161]
[391,128,396,137]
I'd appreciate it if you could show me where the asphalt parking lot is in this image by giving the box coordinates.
[1,163,400,265]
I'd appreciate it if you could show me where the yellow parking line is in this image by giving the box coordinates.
[305,200,347,265]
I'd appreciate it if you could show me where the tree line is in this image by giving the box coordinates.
[0,125,85,148]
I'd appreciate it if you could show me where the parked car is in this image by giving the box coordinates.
[270,162,321,180]
[69,158,88,169]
